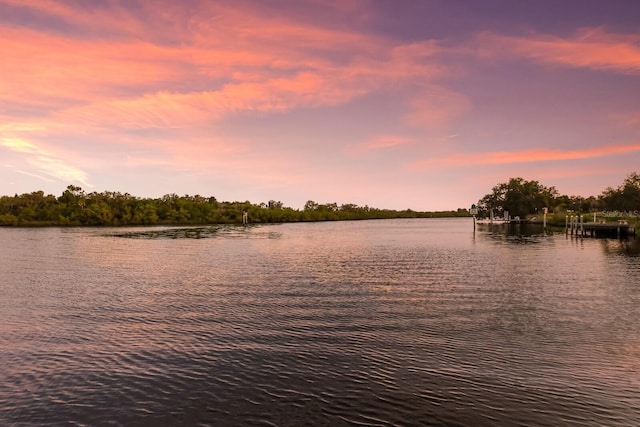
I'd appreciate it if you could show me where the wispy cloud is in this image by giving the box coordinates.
[477,27,640,73]
[2,1,639,209]
[404,86,471,129]
[409,143,640,169]
[0,138,40,153]
[0,138,90,186]
[346,134,414,154]
[1,0,458,132]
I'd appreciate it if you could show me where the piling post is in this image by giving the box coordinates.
[580,215,584,236]
[565,215,569,234]
[569,215,573,236]
[569,215,572,235]
[575,215,579,236]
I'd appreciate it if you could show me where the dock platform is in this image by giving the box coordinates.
[566,217,636,238]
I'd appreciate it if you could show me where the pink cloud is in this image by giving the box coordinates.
[409,142,640,169]
[2,0,175,40]
[604,110,640,131]
[404,86,471,129]
[0,1,531,202]
[50,67,381,131]
[1,27,186,107]
[477,27,640,73]
[1,8,459,134]
[346,135,414,154]
[1,0,458,124]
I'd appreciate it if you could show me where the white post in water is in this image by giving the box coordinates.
[242,211,248,225]
[543,207,548,230]
[470,204,478,231]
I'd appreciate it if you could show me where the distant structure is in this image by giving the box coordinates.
[242,211,248,225]
[470,204,478,230]
[566,215,636,238]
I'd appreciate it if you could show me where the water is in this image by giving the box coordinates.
[1,218,639,426]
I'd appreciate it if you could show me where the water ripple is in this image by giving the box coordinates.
[1,220,639,426]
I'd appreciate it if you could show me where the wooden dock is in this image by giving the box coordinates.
[566,216,636,238]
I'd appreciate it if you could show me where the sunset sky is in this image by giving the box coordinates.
[2,0,640,210]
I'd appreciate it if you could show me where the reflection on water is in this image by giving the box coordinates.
[1,219,639,426]
[600,236,640,257]
[475,223,549,245]
[107,224,284,240]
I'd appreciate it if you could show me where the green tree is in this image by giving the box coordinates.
[0,213,19,225]
[478,177,558,218]
[58,185,87,224]
[85,199,114,225]
[600,172,640,212]
[133,202,159,225]
[304,200,319,211]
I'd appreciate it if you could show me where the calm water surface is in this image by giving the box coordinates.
[1,218,639,426]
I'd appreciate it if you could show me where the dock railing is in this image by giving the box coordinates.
[565,213,637,238]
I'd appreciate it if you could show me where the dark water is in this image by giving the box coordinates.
[1,218,639,426]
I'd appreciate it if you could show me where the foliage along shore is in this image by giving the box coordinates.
[2,171,638,227]
[0,185,469,227]
[475,172,640,227]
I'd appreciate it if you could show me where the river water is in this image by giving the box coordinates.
[1,218,639,426]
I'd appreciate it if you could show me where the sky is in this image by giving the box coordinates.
[1,0,640,211]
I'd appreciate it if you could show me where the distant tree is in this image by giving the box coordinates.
[0,213,18,225]
[477,177,558,218]
[304,200,318,211]
[600,172,640,212]
[268,200,283,209]
[133,202,159,225]
[58,185,87,224]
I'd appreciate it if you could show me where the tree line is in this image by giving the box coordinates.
[476,172,640,220]
[2,172,637,227]
[0,185,468,226]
